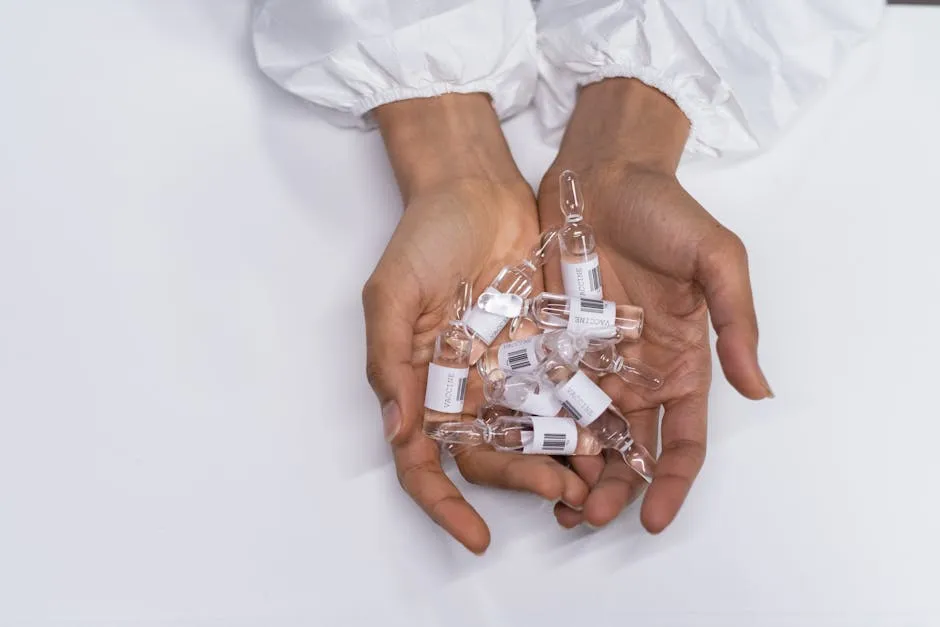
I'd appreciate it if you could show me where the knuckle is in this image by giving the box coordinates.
[503,457,529,486]
[455,455,485,486]
[665,438,707,470]
[364,359,384,391]
[703,228,746,267]
[698,228,750,283]
[361,274,383,308]
[720,229,748,264]
[396,458,437,492]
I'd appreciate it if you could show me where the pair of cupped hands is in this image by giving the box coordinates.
[362,79,773,554]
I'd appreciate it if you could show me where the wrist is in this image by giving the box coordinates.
[559,78,690,176]
[375,93,524,201]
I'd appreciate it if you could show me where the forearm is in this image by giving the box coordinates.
[374,93,524,201]
[561,78,691,175]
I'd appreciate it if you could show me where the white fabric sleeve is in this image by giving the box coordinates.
[252,0,538,128]
[535,0,884,157]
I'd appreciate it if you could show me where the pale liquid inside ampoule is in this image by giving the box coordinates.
[436,414,603,456]
[544,361,655,481]
[477,323,545,380]
[464,263,537,364]
[580,346,664,390]
[423,325,472,437]
[531,294,644,342]
[494,416,603,455]
[559,223,602,299]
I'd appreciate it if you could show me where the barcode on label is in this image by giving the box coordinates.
[589,266,600,292]
[561,401,582,422]
[456,377,467,402]
[506,348,532,371]
[541,432,567,452]
[579,298,605,314]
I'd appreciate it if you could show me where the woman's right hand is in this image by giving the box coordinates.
[365,94,589,553]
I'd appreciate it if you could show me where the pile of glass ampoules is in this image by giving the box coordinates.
[421,171,663,483]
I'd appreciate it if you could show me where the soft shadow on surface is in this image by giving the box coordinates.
[138,0,402,477]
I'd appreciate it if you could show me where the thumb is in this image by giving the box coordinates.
[696,228,773,400]
[362,273,421,444]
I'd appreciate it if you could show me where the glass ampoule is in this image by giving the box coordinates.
[476,329,589,380]
[558,170,603,299]
[538,352,656,482]
[423,282,475,437]
[423,321,473,437]
[482,368,564,417]
[444,404,520,458]
[494,354,656,480]
[462,229,559,364]
[510,292,643,344]
[581,346,665,390]
[507,312,542,341]
[432,413,603,456]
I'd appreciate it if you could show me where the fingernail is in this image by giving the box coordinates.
[381,401,401,442]
[759,370,775,399]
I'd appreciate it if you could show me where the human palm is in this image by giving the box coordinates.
[538,165,769,531]
[364,179,589,552]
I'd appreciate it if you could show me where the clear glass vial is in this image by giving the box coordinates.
[580,345,664,390]
[521,293,644,343]
[433,413,603,456]
[476,329,588,380]
[462,229,559,363]
[557,170,603,298]
[423,283,475,437]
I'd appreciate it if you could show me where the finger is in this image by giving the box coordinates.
[395,433,490,554]
[582,407,659,527]
[535,183,566,294]
[554,501,584,529]
[362,271,422,443]
[696,228,772,400]
[641,394,707,533]
[567,454,605,488]
[456,450,589,507]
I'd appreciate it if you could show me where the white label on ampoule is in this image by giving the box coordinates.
[561,254,602,299]
[521,416,578,455]
[517,386,563,416]
[497,337,540,374]
[567,297,617,337]
[555,371,611,426]
[424,363,469,414]
[462,288,508,345]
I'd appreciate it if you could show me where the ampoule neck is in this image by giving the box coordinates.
[479,420,496,445]
[608,429,635,456]
[542,355,579,386]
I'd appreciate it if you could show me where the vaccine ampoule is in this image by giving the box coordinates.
[581,345,665,390]
[557,170,603,299]
[476,329,582,380]
[540,352,655,482]
[481,368,564,417]
[462,229,559,363]
[423,282,475,437]
[489,354,656,481]
[432,413,603,456]
[493,292,643,344]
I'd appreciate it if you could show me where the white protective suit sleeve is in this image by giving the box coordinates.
[252,0,538,128]
[535,0,885,156]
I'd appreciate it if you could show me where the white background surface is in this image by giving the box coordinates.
[1,2,938,626]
